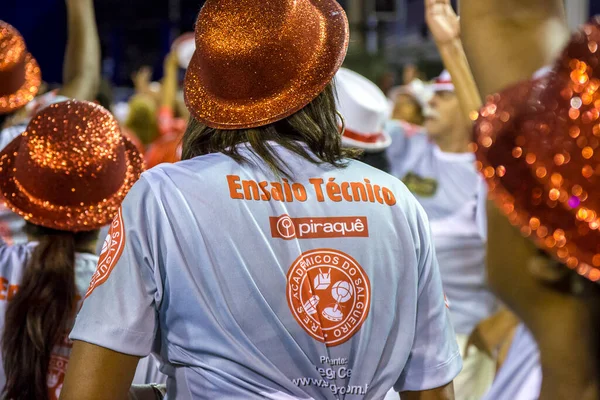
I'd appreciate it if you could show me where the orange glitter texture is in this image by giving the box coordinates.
[474,18,600,282]
[183,0,349,129]
[0,100,144,232]
[0,21,41,114]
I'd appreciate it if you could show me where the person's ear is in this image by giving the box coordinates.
[527,255,570,283]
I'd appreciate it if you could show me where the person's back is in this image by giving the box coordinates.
[62,1,461,398]
[0,100,145,400]
[74,142,460,399]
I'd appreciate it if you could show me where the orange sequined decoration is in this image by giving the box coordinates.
[183,0,349,130]
[0,100,144,232]
[474,17,600,282]
[0,21,41,114]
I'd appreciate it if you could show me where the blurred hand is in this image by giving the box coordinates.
[164,51,180,73]
[425,0,460,45]
[132,66,153,94]
[466,309,519,363]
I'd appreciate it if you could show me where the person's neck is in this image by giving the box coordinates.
[530,308,600,400]
[430,125,471,154]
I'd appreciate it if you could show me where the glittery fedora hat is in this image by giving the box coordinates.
[0,100,144,232]
[183,0,349,130]
[0,21,41,114]
[473,18,600,282]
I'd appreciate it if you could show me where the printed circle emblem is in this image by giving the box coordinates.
[286,249,371,346]
[85,208,125,298]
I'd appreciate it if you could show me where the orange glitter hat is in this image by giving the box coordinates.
[0,100,145,232]
[0,21,41,114]
[183,0,349,130]
[474,17,600,282]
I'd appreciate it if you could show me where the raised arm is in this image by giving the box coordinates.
[426,0,482,124]
[58,0,101,100]
[160,51,179,112]
[460,0,569,98]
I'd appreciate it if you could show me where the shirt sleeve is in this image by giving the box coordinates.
[394,208,462,392]
[70,176,162,357]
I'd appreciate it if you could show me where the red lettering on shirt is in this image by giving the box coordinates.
[270,215,369,240]
[226,176,396,205]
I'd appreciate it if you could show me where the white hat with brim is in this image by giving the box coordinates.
[430,70,455,92]
[335,68,392,152]
[172,33,196,70]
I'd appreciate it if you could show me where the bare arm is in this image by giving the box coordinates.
[426,0,482,124]
[58,0,101,100]
[60,341,140,400]
[401,382,455,400]
[160,51,179,110]
[460,0,569,98]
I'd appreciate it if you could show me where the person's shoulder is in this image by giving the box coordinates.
[344,159,420,203]
[386,120,427,139]
[0,243,35,271]
[142,153,234,186]
[385,120,430,158]
[344,158,395,179]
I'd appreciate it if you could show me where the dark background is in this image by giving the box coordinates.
[1,0,597,86]
[0,0,206,85]
[593,1,600,17]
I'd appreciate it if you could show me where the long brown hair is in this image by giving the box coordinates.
[2,223,98,400]
[181,82,362,177]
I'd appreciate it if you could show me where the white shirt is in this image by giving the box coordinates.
[0,242,98,400]
[386,121,496,335]
[482,324,541,400]
[72,143,461,399]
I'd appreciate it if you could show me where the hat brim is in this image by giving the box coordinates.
[183,2,349,130]
[0,53,41,114]
[475,78,600,282]
[342,132,392,152]
[0,133,144,232]
[431,83,455,93]
[172,33,196,70]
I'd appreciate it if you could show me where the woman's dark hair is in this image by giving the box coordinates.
[2,223,98,400]
[182,82,362,177]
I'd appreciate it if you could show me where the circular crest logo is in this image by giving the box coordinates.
[85,208,125,298]
[286,249,371,346]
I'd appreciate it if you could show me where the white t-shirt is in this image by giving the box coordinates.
[0,242,98,400]
[71,143,461,399]
[386,121,496,335]
[482,324,541,400]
